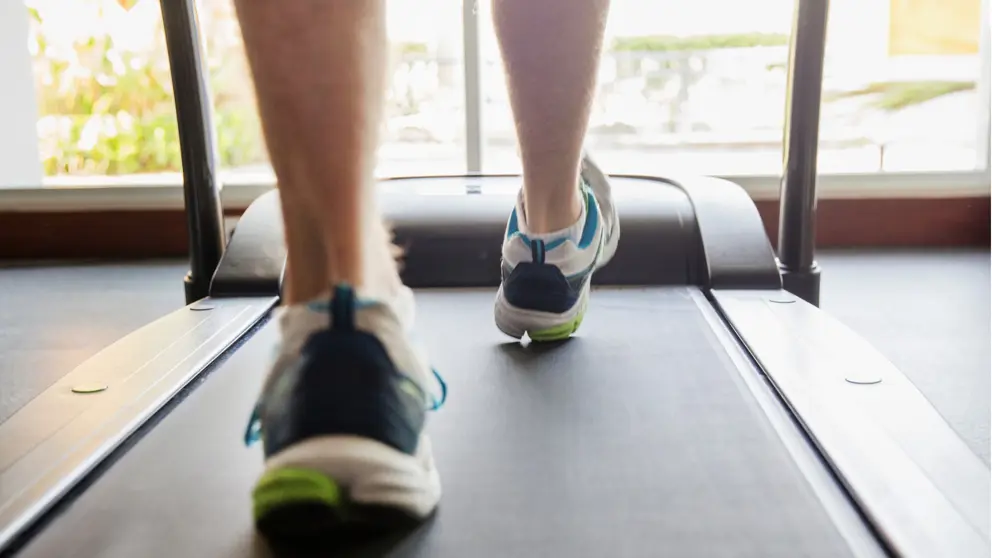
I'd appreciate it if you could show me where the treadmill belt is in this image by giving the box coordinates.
[16,288,862,558]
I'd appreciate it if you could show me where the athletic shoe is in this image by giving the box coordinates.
[244,284,446,541]
[494,153,620,341]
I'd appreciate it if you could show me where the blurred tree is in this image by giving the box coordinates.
[27,0,265,176]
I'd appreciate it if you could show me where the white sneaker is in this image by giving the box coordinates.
[495,153,620,341]
[244,284,446,540]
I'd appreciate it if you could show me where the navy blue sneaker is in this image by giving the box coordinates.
[245,285,445,540]
[495,154,620,340]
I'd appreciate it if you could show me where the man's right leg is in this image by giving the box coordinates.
[233,0,443,539]
[493,0,618,341]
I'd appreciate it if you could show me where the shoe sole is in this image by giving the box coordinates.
[494,284,589,341]
[253,435,440,542]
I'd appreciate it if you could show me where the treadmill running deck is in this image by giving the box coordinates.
[14,289,878,558]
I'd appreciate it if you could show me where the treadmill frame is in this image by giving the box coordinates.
[712,289,990,556]
[160,0,226,304]
[172,0,828,306]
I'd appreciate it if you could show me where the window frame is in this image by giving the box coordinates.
[0,170,985,212]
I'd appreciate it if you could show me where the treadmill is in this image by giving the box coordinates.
[1,1,988,557]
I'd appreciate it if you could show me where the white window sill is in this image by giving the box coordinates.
[0,170,987,212]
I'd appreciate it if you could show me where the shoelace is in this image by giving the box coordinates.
[428,367,448,411]
[243,367,448,447]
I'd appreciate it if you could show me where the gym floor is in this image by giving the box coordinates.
[0,249,988,464]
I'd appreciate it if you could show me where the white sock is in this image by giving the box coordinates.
[515,189,587,244]
[275,210,413,358]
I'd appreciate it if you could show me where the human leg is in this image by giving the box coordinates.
[493,0,619,340]
[233,0,443,539]
[235,0,395,302]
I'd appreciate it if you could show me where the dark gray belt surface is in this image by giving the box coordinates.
[17,289,859,558]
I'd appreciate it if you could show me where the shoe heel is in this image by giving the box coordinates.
[253,467,419,542]
[252,468,345,521]
[529,311,586,342]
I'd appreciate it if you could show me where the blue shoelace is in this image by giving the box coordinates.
[244,367,447,447]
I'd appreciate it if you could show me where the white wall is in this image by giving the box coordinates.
[0,3,42,188]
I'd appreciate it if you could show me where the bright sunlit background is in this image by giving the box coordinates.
[9,0,989,185]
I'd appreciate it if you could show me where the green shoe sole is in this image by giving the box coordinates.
[252,467,422,544]
[528,308,586,342]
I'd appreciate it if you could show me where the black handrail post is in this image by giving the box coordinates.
[777,0,830,306]
[160,0,226,305]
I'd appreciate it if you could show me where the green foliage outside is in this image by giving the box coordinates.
[612,33,789,52]
[827,80,976,111]
[398,42,429,55]
[30,1,265,176]
[33,18,182,175]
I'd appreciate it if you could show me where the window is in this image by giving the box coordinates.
[27,0,182,180]
[817,0,984,172]
[9,0,991,194]
[479,0,798,175]
[381,0,466,176]
[480,0,987,175]
[23,0,465,183]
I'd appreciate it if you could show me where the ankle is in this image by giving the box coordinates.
[523,188,583,234]
[272,288,430,391]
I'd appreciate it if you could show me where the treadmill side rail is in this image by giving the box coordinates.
[660,174,783,291]
[0,297,276,554]
[712,289,991,558]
